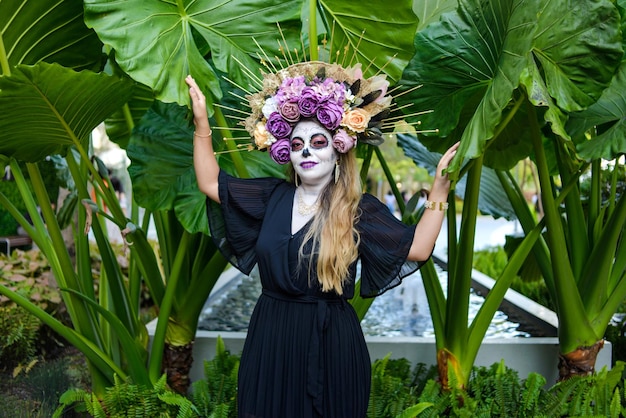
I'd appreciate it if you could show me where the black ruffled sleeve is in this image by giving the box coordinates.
[206,170,284,274]
[357,193,427,298]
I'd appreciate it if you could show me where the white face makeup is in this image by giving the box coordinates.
[290,120,337,186]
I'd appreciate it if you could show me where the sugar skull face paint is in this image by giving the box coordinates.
[290,120,337,185]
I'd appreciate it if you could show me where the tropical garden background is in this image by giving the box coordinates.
[0,0,625,416]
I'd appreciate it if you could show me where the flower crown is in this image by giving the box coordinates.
[243,61,393,164]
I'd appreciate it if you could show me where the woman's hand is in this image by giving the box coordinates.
[185,75,211,133]
[407,142,459,261]
[187,75,220,202]
[428,142,459,201]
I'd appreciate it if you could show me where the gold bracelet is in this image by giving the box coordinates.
[425,200,449,211]
[193,129,212,138]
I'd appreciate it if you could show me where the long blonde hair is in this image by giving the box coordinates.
[293,152,362,294]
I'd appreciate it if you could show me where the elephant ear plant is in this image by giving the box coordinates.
[0,0,164,398]
[0,0,302,397]
[396,0,625,387]
[1,0,422,400]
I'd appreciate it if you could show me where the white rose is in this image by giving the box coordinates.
[262,97,278,119]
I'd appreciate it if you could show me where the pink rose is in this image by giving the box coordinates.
[280,100,301,123]
[332,129,356,153]
[269,138,291,164]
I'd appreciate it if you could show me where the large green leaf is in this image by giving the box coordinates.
[413,0,458,32]
[83,0,302,107]
[0,62,134,162]
[316,0,418,81]
[103,56,155,149]
[103,81,155,149]
[127,101,285,234]
[0,0,103,71]
[530,0,622,113]
[127,102,196,215]
[397,0,538,176]
[519,56,570,140]
[566,63,626,161]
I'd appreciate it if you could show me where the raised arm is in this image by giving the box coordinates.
[186,75,220,203]
[407,142,459,261]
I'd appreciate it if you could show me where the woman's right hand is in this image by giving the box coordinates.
[187,75,220,202]
[185,75,211,132]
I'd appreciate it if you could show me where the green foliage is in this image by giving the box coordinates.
[579,159,625,204]
[0,305,40,370]
[0,179,29,236]
[54,374,199,418]
[546,362,626,418]
[0,350,90,418]
[190,336,239,418]
[0,249,63,313]
[367,355,440,418]
[411,361,626,417]
[473,246,554,311]
[416,361,552,417]
[0,249,67,368]
[472,246,511,280]
[605,318,626,364]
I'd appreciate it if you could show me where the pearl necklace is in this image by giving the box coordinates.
[296,188,319,216]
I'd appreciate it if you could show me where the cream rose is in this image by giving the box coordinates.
[341,108,371,133]
[253,122,275,150]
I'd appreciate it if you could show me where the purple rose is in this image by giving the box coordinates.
[313,78,346,103]
[269,138,291,164]
[317,100,344,131]
[298,87,321,117]
[279,100,301,123]
[266,112,292,139]
[275,76,306,104]
[332,129,356,153]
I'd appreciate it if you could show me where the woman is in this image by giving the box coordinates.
[186,63,458,417]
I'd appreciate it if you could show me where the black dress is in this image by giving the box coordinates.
[207,171,422,418]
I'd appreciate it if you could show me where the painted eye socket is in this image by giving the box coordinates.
[310,135,329,149]
[291,139,305,152]
[290,134,329,152]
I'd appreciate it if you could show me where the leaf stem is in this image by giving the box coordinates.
[0,32,10,76]
[309,0,318,60]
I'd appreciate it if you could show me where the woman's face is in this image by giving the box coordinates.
[290,120,337,185]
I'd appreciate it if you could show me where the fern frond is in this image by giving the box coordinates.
[189,335,239,417]
[519,372,546,416]
[53,388,92,418]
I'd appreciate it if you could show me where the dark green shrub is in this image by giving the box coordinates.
[473,245,554,310]
[605,318,626,365]
[0,249,67,368]
[0,178,28,236]
[0,305,40,370]
[367,355,424,418]
[0,352,89,418]
[545,361,626,417]
[190,336,239,418]
[54,374,199,418]
[416,361,553,417]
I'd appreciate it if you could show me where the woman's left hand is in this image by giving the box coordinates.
[429,142,459,200]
